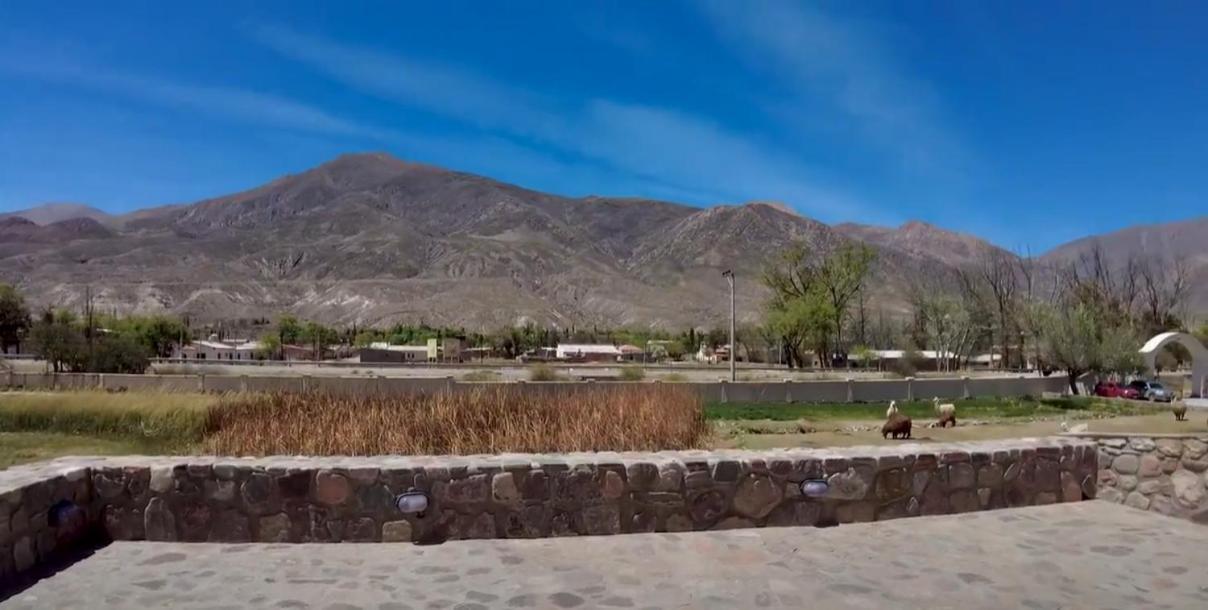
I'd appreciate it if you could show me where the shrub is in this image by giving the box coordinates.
[619,366,646,381]
[204,385,709,455]
[662,372,687,382]
[889,351,921,377]
[528,363,560,381]
[462,370,502,382]
[89,333,151,374]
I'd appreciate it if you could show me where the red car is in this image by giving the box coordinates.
[1093,381,1141,400]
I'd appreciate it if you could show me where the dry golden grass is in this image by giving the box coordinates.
[204,384,709,456]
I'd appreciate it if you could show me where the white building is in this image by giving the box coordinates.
[556,343,621,362]
[174,340,262,361]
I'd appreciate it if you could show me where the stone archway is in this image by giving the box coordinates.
[1139,332,1207,398]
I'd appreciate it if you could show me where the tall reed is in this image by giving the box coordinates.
[204,384,708,456]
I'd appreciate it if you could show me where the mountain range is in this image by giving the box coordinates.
[2,153,1204,329]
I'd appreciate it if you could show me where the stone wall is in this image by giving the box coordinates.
[3,370,1072,403]
[1070,432,1208,523]
[1,438,1098,583]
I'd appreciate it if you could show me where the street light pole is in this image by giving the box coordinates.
[722,270,735,382]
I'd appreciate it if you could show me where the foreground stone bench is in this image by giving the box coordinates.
[0,438,1097,583]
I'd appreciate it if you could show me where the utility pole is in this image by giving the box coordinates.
[85,285,94,365]
[722,270,735,382]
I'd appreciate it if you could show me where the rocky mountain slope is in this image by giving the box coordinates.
[2,153,1201,328]
[1039,217,1208,316]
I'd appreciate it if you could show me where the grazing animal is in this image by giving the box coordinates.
[1172,402,1188,422]
[882,413,913,439]
[932,397,957,428]
[886,400,899,418]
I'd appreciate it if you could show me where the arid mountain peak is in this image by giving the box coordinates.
[3,155,1204,326]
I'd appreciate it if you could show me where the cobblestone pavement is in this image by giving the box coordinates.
[6,502,1208,609]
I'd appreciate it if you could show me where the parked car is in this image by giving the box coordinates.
[1093,381,1141,400]
[1127,379,1175,402]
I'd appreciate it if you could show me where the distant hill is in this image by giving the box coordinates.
[834,220,1007,268]
[2,153,1203,327]
[0,203,115,227]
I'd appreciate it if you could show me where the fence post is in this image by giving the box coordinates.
[301,375,311,393]
[906,376,914,402]
[240,375,248,393]
[784,378,793,404]
[961,376,970,399]
[720,380,729,404]
[845,378,854,403]
[98,373,106,391]
[199,374,206,393]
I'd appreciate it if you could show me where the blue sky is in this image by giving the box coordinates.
[1,1,1205,252]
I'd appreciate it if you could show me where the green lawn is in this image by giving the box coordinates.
[0,390,213,440]
[705,396,1141,421]
[0,391,211,469]
[0,431,189,469]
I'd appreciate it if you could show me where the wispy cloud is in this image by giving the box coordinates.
[251,25,560,138]
[700,0,970,176]
[0,55,385,140]
[0,48,698,206]
[249,24,870,218]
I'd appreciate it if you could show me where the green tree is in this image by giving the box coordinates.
[28,310,86,372]
[762,242,871,367]
[0,284,31,353]
[300,321,338,356]
[851,345,877,370]
[1035,301,1144,394]
[256,332,282,360]
[765,287,834,368]
[276,315,304,345]
[88,333,150,373]
[1035,303,1098,394]
[353,330,382,347]
[815,243,876,358]
[99,314,189,358]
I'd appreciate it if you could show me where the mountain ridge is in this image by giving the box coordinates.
[2,153,1204,327]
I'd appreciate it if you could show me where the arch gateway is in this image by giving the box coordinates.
[1139,332,1207,399]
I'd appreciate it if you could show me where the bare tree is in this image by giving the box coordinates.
[963,249,1020,368]
[1061,242,1139,326]
[909,270,981,371]
[1137,256,1189,336]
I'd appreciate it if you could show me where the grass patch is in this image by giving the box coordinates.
[705,396,1132,421]
[0,390,215,443]
[204,385,708,455]
[0,432,187,469]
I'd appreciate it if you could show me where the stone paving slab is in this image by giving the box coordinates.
[5,502,1208,609]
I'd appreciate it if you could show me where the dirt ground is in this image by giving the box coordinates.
[716,412,1208,449]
